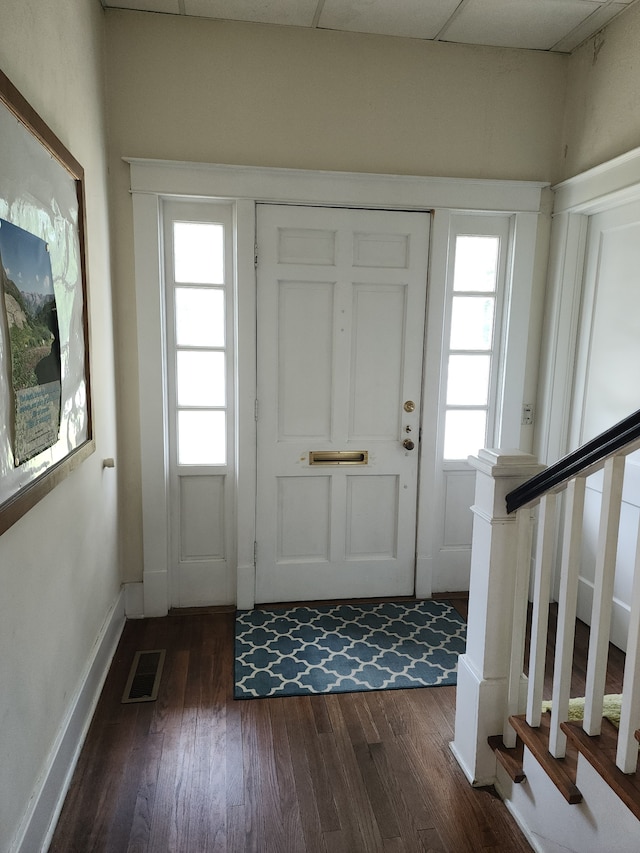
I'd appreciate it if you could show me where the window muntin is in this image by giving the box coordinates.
[449,297,494,350]
[175,287,225,347]
[452,235,499,291]
[169,218,230,466]
[173,222,224,284]
[444,410,487,460]
[443,233,501,460]
[176,351,226,408]
[177,410,226,465]
[446,355,491,406]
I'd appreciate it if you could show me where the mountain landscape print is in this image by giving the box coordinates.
[0,217,61,464]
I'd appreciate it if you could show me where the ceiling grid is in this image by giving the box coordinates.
[101,0,637,52]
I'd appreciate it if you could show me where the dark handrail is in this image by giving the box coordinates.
[506,409,640,514]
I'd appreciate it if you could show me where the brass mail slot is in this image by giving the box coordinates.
[309,450,368,466]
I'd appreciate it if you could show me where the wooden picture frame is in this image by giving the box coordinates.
[0,70,94,535]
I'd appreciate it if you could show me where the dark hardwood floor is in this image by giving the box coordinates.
[50,601,534,852]
[49,598,628,852]
[534,602,625,701]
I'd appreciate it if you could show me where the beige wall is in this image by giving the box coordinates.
[0,1,638,846]
[561,0,640,181]
[0,1,119,850]
[105,11,568,582]
[106,12,568,180]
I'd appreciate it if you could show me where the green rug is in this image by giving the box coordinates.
[542,694,623,727]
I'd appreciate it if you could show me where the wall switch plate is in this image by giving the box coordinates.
[522,403,534,426]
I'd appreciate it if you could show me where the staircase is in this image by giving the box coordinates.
[494,678,640,818]
[451,410,640,852]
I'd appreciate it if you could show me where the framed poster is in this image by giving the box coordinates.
[0,70,94,535]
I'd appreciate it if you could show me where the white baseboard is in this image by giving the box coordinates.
[236,563,255,610]
[414,555,433,599]
[124,581,145,618]
[143,569,169,616]
[12,587,126,853]
[576,575,630,653]
[494,776,546,853]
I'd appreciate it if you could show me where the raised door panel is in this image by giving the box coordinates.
[353,232,410,268]
[278,280,335,439]
[276,475,331,563]
[349,284,406,440]
[345,474,399,560]
[180,475,225,559]
[278,227,336,265]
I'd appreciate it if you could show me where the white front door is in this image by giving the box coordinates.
[255,204,430,603]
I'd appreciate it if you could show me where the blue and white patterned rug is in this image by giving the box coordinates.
[234,599,466,699]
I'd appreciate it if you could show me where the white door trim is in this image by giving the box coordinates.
[132,191,171,617]
[127,159,547,212]
[540,144,640,619]
[128,160,547,614]
[538,144,640,469]
[553,143,640,215]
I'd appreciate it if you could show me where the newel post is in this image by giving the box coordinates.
[451,449,544,786]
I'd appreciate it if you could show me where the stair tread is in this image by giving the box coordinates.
[488,735,526,783]
[509,713,582,804]
[562,718,640,821]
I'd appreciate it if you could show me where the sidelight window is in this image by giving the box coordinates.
[168,215,231,466]
[443,233,503,460]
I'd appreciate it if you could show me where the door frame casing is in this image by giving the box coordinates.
[537,144,640,472]
[128,159,547,615]
[421,210,540,594]
[538,146,640,630]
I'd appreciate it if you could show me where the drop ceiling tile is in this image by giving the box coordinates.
[102,0,636,52]
[103,0,181,12]
[319,0,462,40]
[551,2,629,51]
[182,0,319,26]
[442,0,603,50]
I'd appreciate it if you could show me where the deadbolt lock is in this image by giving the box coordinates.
[403,400,415,413]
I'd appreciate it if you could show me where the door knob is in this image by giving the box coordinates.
[403,438,415,450]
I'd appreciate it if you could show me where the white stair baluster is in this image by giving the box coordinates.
[616,509,640,773]
[504,507,535,748]
[584,455,625,736]
[549,476,586,757]
[526,492,557,728]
